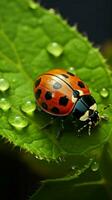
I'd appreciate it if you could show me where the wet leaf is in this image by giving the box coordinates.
[0,0,112,175]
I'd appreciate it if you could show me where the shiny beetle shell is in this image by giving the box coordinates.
[34,69,91,116]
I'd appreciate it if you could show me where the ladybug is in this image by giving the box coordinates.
[34,69,99,136]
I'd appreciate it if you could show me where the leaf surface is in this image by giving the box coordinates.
[0,0,111,166]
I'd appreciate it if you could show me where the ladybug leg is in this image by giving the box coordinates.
[88,121,92,136]
[78,120,95,136]
[77,123,88,133]
[78,119,92,135]
[40,116,65,139]
[72,120,76,125]
[56,119,64,140]
[36,105,42,112]
[37,107,42,112]
[40,117,55,130]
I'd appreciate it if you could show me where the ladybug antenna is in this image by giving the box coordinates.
[104,104,111,110]
[99,104,111,120]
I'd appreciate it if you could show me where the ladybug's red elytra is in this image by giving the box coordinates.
[34,69,99,136]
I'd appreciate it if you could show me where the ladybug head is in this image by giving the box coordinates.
[88,109,99,124]
[72,95,99,134]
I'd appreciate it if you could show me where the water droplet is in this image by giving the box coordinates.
[12,79,16,83]
[49,8,55,14]
[100,88,109,98]
[0,98,11,111]
[28,0,38,9]
[8,114,28,130]
[91,161,99,172]
[71,166,76,170]
[69,67,75,72]
[58,157,62,162]
[89,158,94,162]
[21,100,36,115]
[0,78,9,92]
[47,42,63,57]
[35,155,39,159]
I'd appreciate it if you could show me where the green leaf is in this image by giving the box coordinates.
[0,0,112,174]
[30,169,107,200]
[102,41,112,67]
[31,180,107,200]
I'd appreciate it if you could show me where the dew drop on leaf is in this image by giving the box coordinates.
[100,88,109,98]
[69,67,75,72]
[47,42,63,57]
[0,98,11,111]
[91,161,99,172]
[58,156,63,162]
[28,0,38,9]
[8,114,28,130]
[68,166,77,176]
[49,8,55,14]
[21,100,36,115]
[0,78,10,92]
[71,165,76,170]
[75,169,81,176]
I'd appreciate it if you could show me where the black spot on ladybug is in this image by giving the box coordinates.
[42,102,48,110]
[51,107,59,114]
[61,74,69,78]
[59,96,69,106]
[45,91,52,100]
[78,81,85,88]
[53,82,62,89]
[35,89,41,99]
[35,78,41,87]
[73,90,79,97]
[67,71,75,76]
